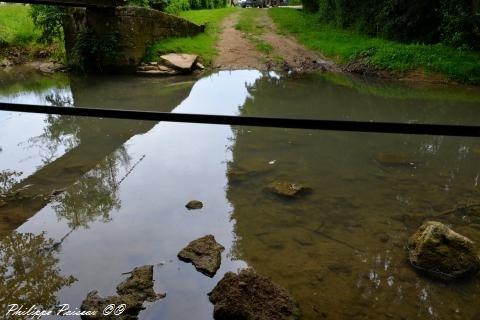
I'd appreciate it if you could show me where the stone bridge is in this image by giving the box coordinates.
[3,0,205,71]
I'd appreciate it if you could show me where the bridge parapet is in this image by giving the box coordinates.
[63,6,205,71]
[1,0,127,7]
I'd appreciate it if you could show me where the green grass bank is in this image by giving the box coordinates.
[0,4,39,46]
[145,7,236,65]
[269,8,480,84]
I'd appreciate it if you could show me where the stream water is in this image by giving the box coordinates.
[1,67,480,319]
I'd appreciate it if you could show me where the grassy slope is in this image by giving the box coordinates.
[145,7,237,65]
[269,8,480,84]
[0,4,40,45]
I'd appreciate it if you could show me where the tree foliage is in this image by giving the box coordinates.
[302,0,480,49]
[128,0,227,14]
[30,5,64,44]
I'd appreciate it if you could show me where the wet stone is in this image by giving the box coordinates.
[374,152,419,167]
[208,269,298,320]
[178,235,224,277]
[160,53,198,72]
[186,200,203,210]
[408,221,480,280]
[266,180,308,198]
[80,265,165,319]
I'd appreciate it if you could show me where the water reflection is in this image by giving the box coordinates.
[226,71,480,319]
[52,148,130,230]
[0,232,76,317]
[1,68,480,320]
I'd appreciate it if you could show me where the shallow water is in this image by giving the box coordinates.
[1,68,480,319]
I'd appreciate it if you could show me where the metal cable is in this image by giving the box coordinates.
[0,102,479,137]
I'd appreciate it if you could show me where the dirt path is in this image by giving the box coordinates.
[212,12,266,70]
[213,9,338,72]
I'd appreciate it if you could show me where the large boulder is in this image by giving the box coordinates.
[408,221,480,280]
[208,269,298,320]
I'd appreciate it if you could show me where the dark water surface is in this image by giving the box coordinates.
[1,68,480,319]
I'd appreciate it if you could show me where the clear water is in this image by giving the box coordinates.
[1,67,480,319]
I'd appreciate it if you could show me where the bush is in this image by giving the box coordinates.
[128,0,226,14]
[309,0,480,49]
[30,5,64,44]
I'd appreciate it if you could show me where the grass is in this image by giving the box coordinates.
[145,7,237,66]
[0,4,40,46]
[269,8,480,84]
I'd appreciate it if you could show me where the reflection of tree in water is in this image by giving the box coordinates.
[52,147,130,230]
[27,115,81,165]
[24,92,77,164]
[0,232,76,316]
[0,170,22,194]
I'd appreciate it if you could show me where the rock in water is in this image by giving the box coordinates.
[266,180,308,198]
[80,265,165,319]
[408,221,480,280]
[208,269,298,320]
[160,53,198,72]
[186,200,203,210]
[374,152,417,167]
[178,235,224,277]
[116,265,159,301]
[80,292,144,320]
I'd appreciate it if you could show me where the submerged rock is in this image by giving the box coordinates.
[266,180,308,198]
[186,200,203,210]
[408,221,480,280]
[208,269,298,320]
[160,53,198,72]
[374,152,418,167]
[178,235,224,277]
[80,265,165,319]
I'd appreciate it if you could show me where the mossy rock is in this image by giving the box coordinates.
[266,180,309,198]
[408,221,480,280]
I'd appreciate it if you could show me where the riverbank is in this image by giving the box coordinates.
[269,8,480,85]
[0,4,63,68]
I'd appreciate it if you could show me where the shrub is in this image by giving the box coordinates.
[310,0,480,49]
[30,5,64,44]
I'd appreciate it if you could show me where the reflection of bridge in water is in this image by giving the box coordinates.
[0,75,195,239]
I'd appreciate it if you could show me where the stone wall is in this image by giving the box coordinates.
[63,6,205,71]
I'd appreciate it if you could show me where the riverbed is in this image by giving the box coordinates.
[1,67,480,319]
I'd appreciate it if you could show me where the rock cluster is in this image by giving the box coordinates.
[208,269,298,320]
[137,53,204,76]
[408,221,480,280]
[80,265,165,319]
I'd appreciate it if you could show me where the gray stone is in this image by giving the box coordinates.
[160,53,198,72]
[178,235,224,277]
[408,221,480,280]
